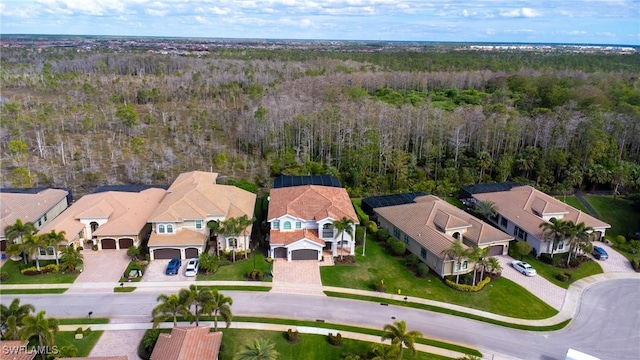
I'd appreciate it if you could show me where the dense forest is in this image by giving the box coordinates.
[1,45,639,198]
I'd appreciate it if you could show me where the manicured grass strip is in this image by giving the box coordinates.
[324,292,569,332]
[114,286,136,293]
[555,195,589,213]
[0,288,67,295]
[58,318,110,325]
[231,316,481,357]
[219,328,452,360]
[516,254,603,289]
[55,330,103,356]
[197,253,273,282]
[194,285,271,292]
[0,259,78,284]
[321,238,557,319]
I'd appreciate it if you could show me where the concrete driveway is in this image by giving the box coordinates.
[271,259,324,296]
[66,250,130,293]
[140,259,194,282]
[590,241,635,272]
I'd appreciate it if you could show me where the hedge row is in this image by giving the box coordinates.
[445,276,491,292]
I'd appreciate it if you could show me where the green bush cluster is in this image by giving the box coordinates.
[555,272,573,282]
[286,329,300,344]
[327,332,343,346]
[0,271,9,281]
[376,228,389,242]
[374,279,386,293]
[445,276,491,292]
[245,269,264,281]
[389,240,406,256]
[416,263,429,278]
[20,264,59,275]
[630,258,640,272]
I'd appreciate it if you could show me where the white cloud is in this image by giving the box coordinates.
[1,3,36,18]
[36,0,127,16]
[521,8,541,18]
[500,7,541,18]
[564,30,587,35]
[209,6,230,15]
[146,8,168,16]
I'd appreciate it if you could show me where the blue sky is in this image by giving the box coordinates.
[1,0,639,45]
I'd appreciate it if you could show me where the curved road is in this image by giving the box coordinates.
[3,278,639,360]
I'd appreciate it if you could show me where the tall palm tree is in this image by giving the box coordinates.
[468,247,489,286]
[236,214,255,260]
[441,241,470,284]
[41,229,66,266]
[203,289,233,332]
[23,234,48,271]
[333,216,355,260]
[152,294,193,328]
[1,298,35,340]
[60,246,84,272]
[207,220,222,256]
[539,217,568,258]
[19,310,59,360]
[368,343,400,360]
[567,221,595,265]
[381,320,423,360]
[221,217,242,263]
[476,151,493,181]
[178,285,213,326]
[4,219,37,264]
[474,200,498,221]
[236,338,279,360]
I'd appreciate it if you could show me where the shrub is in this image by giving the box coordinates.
[404,254,419,268]
[367,221,378,234]
[75,327,83,335]
[83,327,92,336]
[0,271,9,281]
[286,329,300,344]
[91,244,98,251]
[630,258,640,271]
[416,263,429,278]
[245,269,264,281]
[555,273,570,282]
[445,276,491,292]
[20,267,39,276]
[327,332,343,346]
[139,329,161,360]
[374,279,386,293]
[376,228,389,242]
[355,226,365,245]
[538,253,553,265]
[41,264,59,274]
[390,240,406,256]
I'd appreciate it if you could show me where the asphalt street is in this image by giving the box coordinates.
[2,278,638,360]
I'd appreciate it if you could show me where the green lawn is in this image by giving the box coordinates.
[55,330,103,357]
[0,288,68,295]
[197,253,273,282]
[321,238,557,319]
[515,253,603,289]
[219,328,453,360]
[583,195,640,239]
[0,259,78,284]
[555,195,589,213]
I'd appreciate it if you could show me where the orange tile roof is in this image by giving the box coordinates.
[269,229,325,246]
[0,188,68,231]
[0,341,36,360]
[149,171,256,223]
[148,228,204,247]
[150,327,222,360]
[267,185,358,223]
[38,188,166,240]
[473,185,611,239]
[375,195,512,258]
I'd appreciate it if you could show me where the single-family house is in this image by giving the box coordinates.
[37,187,166,253]
[267,181,358,261]
[375,195,513,278]
[0,187,70,252]
[147,171,256,260]
[150,326,222,360]
[472,185,611,256]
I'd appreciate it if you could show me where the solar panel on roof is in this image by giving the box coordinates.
[92,184,168,193]
[273,175,342,188]
[361,192,428,214]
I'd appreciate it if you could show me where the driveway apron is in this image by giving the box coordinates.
[271,259,325,296]
[66,250,130,293]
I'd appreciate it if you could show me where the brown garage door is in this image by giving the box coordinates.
[185,247,199,259]
[0,240,6,251]
[488,245,504,256]
[291,249,317,260]
[119,238,134,249]
[153,248,181,260]
[102,239,116,249]
[273,247,287,258]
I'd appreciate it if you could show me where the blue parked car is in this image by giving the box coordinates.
[592,246,608,260]
[165,258,182,275]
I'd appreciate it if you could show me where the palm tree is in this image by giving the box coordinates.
[539,217,568,258]
[23,234,48,271]
[19,310,59,360]
[1,298,35,340]
[4,219,37,264]
[221,217,242,263]
[476,151,492,181]
[441,241,470,284]
[204,289,233,332]
[474,200,497,221]
[60,246,84,272]
[468,247,489,286]
[333,216,355,260]
[236,338,279,360]
[178,285,213,326]
[567,222,595,265]
[236,214,255,260]
[368,343,400,360]
[41,229,66,266]
[152,294,193,328]
[485,257,503,276]
[381,320,423,360]
[207,220,222,256]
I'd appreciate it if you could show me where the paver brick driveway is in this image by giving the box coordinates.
[65,249,130,293]
[141,259,194,282]
[590,241,635,272]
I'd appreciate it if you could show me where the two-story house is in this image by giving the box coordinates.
[374,194,513,278]
[472,185,610,256]
[267,182,358,261]
[147,171,256,260]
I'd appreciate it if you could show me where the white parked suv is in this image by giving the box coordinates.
[184,258,199,277]
[510,260,537,276]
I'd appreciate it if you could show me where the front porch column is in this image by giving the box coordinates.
[180,248,186,259]
[287,250,292,262]
[332,243,337,257]
[350,240,355,255]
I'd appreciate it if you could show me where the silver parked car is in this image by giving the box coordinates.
[184,258,199,277]
[510,260,537,276]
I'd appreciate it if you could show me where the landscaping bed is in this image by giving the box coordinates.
[0,259,78,284]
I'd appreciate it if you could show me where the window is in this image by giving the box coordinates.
[228,238,237,247]
[404,234,410,245]
[500,216,508,228]
[322,224,333,238]
[295,221,302,229]
[166,224,174,233]
[44,214,48,221]
[420,247,427,259]
[38,220,42,227]
[283,221,291,230]
[158,224,165,234]
[47,246,54,255]
[393,227,401,238]
[557,241,564,250]
[455,261,469,271]
[273,221,280,230]
[513,226,527,241]
[195,220,202,230]
[39,248,46,256]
